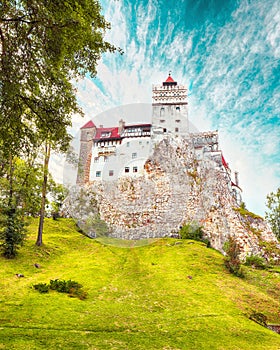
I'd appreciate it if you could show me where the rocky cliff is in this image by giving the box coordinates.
[65,136,279,260]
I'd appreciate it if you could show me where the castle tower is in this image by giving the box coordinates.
[76,120,96,185]
[151,73,188,144]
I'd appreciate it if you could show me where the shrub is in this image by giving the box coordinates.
[50,279,82,293]
[179,222,203,241]
[34,279,86,299]
[179,222,210,247]
[33,283,50,293]
[245,255,267,269]
[223,237,244,278]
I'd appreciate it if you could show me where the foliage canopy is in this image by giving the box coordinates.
[0,0,118,254]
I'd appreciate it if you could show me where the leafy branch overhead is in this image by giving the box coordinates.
[0,0,120,153]
[0,0,119,255]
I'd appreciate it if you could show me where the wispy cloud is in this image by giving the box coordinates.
[52,0,280,216]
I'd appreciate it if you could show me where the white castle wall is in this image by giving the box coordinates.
[89,137,151,181]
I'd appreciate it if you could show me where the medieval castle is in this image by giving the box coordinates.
[77,74,239,194]
[71,74,279,260]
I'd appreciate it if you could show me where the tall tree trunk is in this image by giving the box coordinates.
[36,142,51,246]
[8,153,14,208]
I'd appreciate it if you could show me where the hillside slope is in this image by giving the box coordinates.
[0,218,280,349]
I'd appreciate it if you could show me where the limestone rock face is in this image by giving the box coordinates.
[65,137,279,259]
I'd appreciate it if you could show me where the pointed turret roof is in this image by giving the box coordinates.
[163,72,177,86]
[80,120,96,129]
[165,74,175,83]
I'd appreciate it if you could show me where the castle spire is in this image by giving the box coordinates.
[164,72,176,85]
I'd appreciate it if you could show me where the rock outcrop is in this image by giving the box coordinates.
[65,136,279,260]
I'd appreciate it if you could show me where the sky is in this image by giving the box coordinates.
[56,0,280,216]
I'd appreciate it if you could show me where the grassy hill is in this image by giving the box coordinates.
[0,218,280,349]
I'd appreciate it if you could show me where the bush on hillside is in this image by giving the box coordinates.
[224,237,244,278]
[244,255,267,270]
[33,279,87,299]
[34,282,50,293]
[179,222,210,246]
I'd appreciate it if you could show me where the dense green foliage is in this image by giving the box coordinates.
[266,187,280,239]
[0,0,118,153]
[0,208,26,258]
[1,218,280,349]
[0,0,118,252]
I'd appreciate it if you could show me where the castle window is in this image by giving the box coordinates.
[96,171,101,177]
[175,119,181,123]
[132,152,137,159]
[175,127,179,132]
[139,141,142,145]
[127,142,130,147]
[176,106,180,111]
[109,170,114,176]
[133,166,138,173]
[86,132,91,140]
[101,132,111,138]
[125,167,129,173]
[94,157,99,163]
[104,156,108,162]
[163,128,167,133]
[160,119,165,123]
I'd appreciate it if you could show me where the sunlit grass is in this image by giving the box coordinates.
[0,218,280,349]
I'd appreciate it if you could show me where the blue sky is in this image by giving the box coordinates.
[60,0,280,216]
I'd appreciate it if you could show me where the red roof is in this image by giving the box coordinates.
[94,127,121,141]
[80,120,96,129]
[165,75,175,83]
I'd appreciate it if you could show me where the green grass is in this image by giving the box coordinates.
[0,218,280,349]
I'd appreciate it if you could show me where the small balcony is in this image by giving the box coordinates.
[97,146,116,157]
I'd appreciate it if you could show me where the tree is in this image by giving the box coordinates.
[265,188,280,240]
[0,0,118,152]
[0,156,43,257]
[0,0,119,251]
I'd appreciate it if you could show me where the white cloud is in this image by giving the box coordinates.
[49,0,279,217]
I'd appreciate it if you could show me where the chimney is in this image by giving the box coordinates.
[118,119,125,135]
